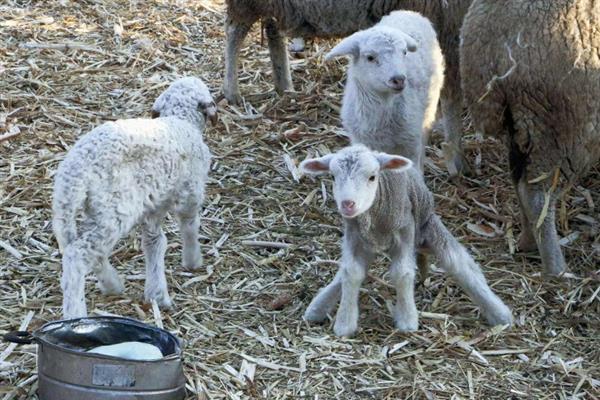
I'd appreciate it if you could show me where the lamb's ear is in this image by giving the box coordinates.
[405,35,418,52]
[325,32,364,60]
[151,92,168,118]
[300,154,334,175]
[376,154,413,172]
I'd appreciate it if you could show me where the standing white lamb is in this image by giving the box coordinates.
[325,11,445,170]
[52,77,216,319]
[224,0,472,176]
[300,145,512,337]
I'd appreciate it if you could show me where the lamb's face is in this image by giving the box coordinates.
[326,28,417,96]
[300,146,413,219]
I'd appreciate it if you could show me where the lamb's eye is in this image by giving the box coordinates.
[366,55,376,63]
[369,175,376,182]
[403,50,407,55]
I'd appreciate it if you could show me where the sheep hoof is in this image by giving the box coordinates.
[145,291,173,310]
[303,307,328,323]
[517,232,537,252]
[182,260,203,271]
[394,315,419,332]
[442,143,471,178]
[333,321,358,337]
[98,277,125,296]
[484,304,513,327]
[224,91,244,106]
[542,258,567,278]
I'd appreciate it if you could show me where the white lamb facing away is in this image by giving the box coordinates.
[52,77,216,319]
[300,145,512,337]
[325,11,445,169]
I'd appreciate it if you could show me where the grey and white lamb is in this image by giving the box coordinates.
[52,77,216,318]
[300,145,513,337]
[223,0,472,176]
[326,10,444,169]
[460,0,600,275]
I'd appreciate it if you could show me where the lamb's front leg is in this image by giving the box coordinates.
[142,214,172,309]
[423,215,513,326]
[333,237,372,337]
[389,233,419,332]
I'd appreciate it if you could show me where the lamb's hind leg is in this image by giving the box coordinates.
[224,16,253,105]
[177,196,203,271]
[95,257,125,295]
[304,270,342,323]
[423,215,513,326]
[265,18,292,95]
[62,230,115,319]
[389,235,419,332]
[61,242,92,319]
[516,180,566,276]
[142,212,172,309]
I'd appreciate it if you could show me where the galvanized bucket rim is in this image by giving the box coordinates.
[31,316,183,363]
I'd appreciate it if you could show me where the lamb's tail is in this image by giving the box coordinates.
[52,168,87,253]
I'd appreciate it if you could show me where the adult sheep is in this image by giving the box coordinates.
[223,0,472,176]
[460,0,600,275]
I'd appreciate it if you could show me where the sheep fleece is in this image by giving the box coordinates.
[52,117,210,248]
[461,0,600,182]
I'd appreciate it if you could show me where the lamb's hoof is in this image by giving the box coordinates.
[394,314,419,332]
[484,304,513,327]
[303,307,328,323]
[182,259,203,271]
[145,291,173,310]
[98,277,125,296]
[517,232,537,252]
[333,321,358,338]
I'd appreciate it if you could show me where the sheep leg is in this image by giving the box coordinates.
[515,189,537,252]
[441,91,470,178]
[61,241,92,319]
[423,215,513,326]
[389,235,419,332]
[333,237,372,337]
[516,180,566,276]
[95,256,125,295]
[264,18,292,95]
[142,213,172,309]
[61,229,114,318]
[304,270,342,323]
[224,17,252,105]
[177,198,202,271]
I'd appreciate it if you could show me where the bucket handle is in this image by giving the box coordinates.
[3,331,34,344]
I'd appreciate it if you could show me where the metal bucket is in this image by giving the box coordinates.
[4,316,185,400]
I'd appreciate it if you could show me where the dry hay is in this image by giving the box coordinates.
[1,1,599,399]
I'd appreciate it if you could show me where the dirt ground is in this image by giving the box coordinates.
[1,1,599,399]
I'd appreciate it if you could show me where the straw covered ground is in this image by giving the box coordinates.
[1,1,599,399]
